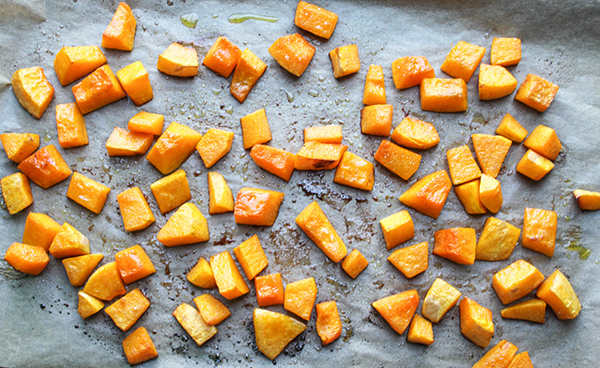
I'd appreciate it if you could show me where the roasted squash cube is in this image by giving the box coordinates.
[173,303,217,346]
[433,227,476,265]
[295,141,347,170]
[537,269,581,320]
[66,172,110,214]
[83,262,127,301]
[55,103,88,148]
[478,64,517,100]
[254,308,306,360]
[491,37,521,66]
[523,125,561,161]
[1,172,33,215]
[296,201,347,262]
[117,187,155,232]
[473,340,518,368]
[501,299,546,324]
[454,180,487,215]
[146,122,202,175]
[207,171,234,214]
[234,187,284,226]
[329,44,360,78]
[496,113,528,143]
[391,117,440,150]
[472,134,512,178]
[241,108,272,149]
[507,352,534,368]
[492,259,544,304]
[187,257,216,289]
[78,290,105,319]
[447,145,482,185]
[106,127,153,156]
[0,133,39,163]
[460,297,494,348]
[49,222,90,259]
[360,104,393,136]
[341,249,369,279]
[316,301,342,345]
[420,78,468,113]
[117,61,153,105]
[333,151,375,191]
[523,207,557,257]
[230,49,267,103]
[202,36,242,78]
[157,42,198,77]
[294,1,338,39]
[363,65,386,105]
[392,56,435,89]
[441,41,486,82]
[479,174,503,214]
[374,140,422,180]
[422,278,461,323]
[399,170,452,219]
[573,189,600,211]
[210,250,250,300]
[102,2,136,51]
[284,277,318,321]
[372,290,419,334]
[516,149,554,181]
[128,111,164,135]
[105,288,150,332]
[388,241,428,279]
[380,210,415,250]
[304,125,343,144]
[196,128,234,168]
[11,67,54,119]
[407,314,434,345]
[62,254,104,287]
[255,273,285,307]
[4,242,49,276]
[268,33,315,77]
[115,244,156,284]
[194,294,231,326]
[122,327,158,365]
[233,234,268,280]
[54,46,107,86]
[476,217,520,261]
[515,74,559,112]
[157,203,209,246]
[150,169,191,214]
[72,65,126,114]
[22,212,61,251]
[250,145,296,182]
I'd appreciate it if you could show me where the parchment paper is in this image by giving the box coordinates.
[1,0,599,367]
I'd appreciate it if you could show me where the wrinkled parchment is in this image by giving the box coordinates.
[1,0,600,367]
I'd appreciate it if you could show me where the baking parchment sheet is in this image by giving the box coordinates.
[1,0,600,367]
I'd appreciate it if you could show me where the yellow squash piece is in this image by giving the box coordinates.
[361,104,393,136]
[233,235,268,280]
[3,242,49,276]
[284,277,318,321]
[157,203,209,247]
[115,245,156,285]
[62,254,104,287]
[105,288,151,332]
[363,64,386,105]
[478,64,517,100]
[122,327,159,365]
[240,108,272,149]
[379,210,415,250]
[54,46,107,86]
[1,173,33,215]
[447,145,482,185]
[117,61,153,106]
[407,314,434,346]
[157,42,199,77]
[573,189,600,211]
[422,278,461,323]
[479,174,503,214]
[516,149,554,181]
[55,103,89,149]
[268,33,316,77]
[515,74,559,112]
[295,141,348,170]
[329,44,360,78]
[537,269,581,320]
[11,67,54,119]
[230,49,267,103]
[372,290,420,335]
[420,78,468,113]
[72,64,126,114]
[172,303,217,346]
[105,127,153,156]
[83,262,127,301]
[507,352,534,368]
[472,134,512,178]
[22,212,61,251]
[254,308,306,360]
[102,2,136,51]
[146,122,203,175]
[295,201,348,262]
[388,241,429,279]
[496,113,528,143]
[234,187,285,226]
[392,56,435,89]
[341,249,369,279]
[128,111,164,135]
[460,297,494,348]
[67,172,111,214]
[472,340,518,368]
[187,257,216,289]
[117,187,155,232]
[522,207,557,257]
[17,145,72,189]
[501,299,546,324]
[77,290,105,319]
[441,41,486,82]
[492,259,544,305]
[194,294,231,326]
[150,169,191,214]
[399,170,452,219]
[315,301,342,346]
[476,217,521,261]
[294,1,338,39]
[49,222,90,259]
[196,128,234,168]
[374,140,422,180]
[0,133,39,163]
[208,172,234,214]
[210,251,250,300]
[523,125,561,161]
[454,180,487,215]
[333,151,375,191]
[391,117,440,150]
[491,38,522,66]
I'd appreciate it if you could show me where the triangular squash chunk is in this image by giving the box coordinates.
[472,134,512,178]
[83,262,126,301]
[157,203,210,246]
[500,299,546,324]
[387,242,428,278]
[254,308,306,360]
[0,133,40,163]
[172,303,217,346]
[372,290,420,334]
[78,290,104,319]
[62,254,104,287]
[399,170,452,219]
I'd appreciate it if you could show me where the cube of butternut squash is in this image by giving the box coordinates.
[72,65,126,114]
[329,44,360,78]
[460,297,494,348]
[150,169,191,214]
[433,227,476,265]
[387,241,428,279]
[316,301,342,346]
[62,254,104,287]
[117,187,155,232]
[233,234,268,280]
[447,145,482,185]
[399,170,452,219]
[479,174,503,214]
[202,36,242,78]
[54,46,107,86]
[441,41,486,82]
[1,172,33,215]
[255,273,285,307]
[117,61,153,106]
[284,277,318,321]
[296,201,347,262]
[23,212,61,251]
[573,189,600,211]
[407,314,434,346]
[196,128,234,168]
[241,108,272,149]
[4,242,49,276]
[363,65,386,105]
[11,67,54,119]
[341,249,369,279]
[295,141,348,170]
[537,269,581,320]
[207,172,234,214]
[473,340,518,368]
[122,327,158,365]
[172,303,217,346]
[67,172,110,214]
[523,125,561,161]
[507,352,534,368]
[250,145,296,182]
[77,290,105,319]
[523,207,557,257]
[294,1,338,39]
[472,134,512,179]
[193,294,231,325]
[157,203,209,246]
[478,64,517,100]
[491,37,522,66]
[105,288,150,332]
[516,149,554,181]
[333,151,375,191]
[234,187,285,226]
[254,308,306,360]
[102,2,136,51]
[492,259,544,304]
[187,257,216,289]
[49,222,90,259]
[391,117,440,150]
[0,133,39,163]
[230,49,267,103]
[146,122,202,175]
[210,250,250,300]
[106,127,153,156]
[372,290,419,334]
[83,262,127,301]
[55,103,88,148]
[157,42,199,77]
[304,125,343,144]
[454,180,487,215]
[420,78,468,113]
[269,33,315,77]
[115,244,156,284]
[515,74,559,112]
[496,113,528,143]
[422,278,461,323]
[501,299,546,324]
[128,111,164,135]
[392,56,435,89]
[476,217,521,261]
[374,140,422,180]
[379,210,415,250]
[360,104,393,136]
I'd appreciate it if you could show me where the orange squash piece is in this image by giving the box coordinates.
[22,212,61,251]
[492,259,544,304]
[479,64,517,100]
[441,41,486,82]
[207,171,234,214]
[128,111,164,135]
[254,308,306,360]
[62,254,104,287]
[49,222,90,259]
[294,1,338,39]
[296,201,348,262]
[72,64,126,114]
[420,78,468,113]
[523,207,557,257]
[454,180,487,215]
[105,288,150,332]
[55,103,88,148]
[234,187,285,226]
[157,203,209,246]
[360,104,393,136]
[157,42,198,77]
[241,108,272,149]
[380,210,415,250]
[304,125,343,144]
[480,174,503,214]
[0,133,39,163]
[150,169,191,214]
[407,314,434,346]
[233,234,268,280]
[501,299,546,324]
[329,44,360,78]
[422,278,462,323]
[269,33,315,77]
[78,290,105,319]
[363,65,386,105]
[447,145,482,185]
[187,257,216,288]
[507,352,534,368]
[284,277,318,321]
[573,189,600,211]
[433,228,476,265]
[496,113,528,143]
[523,125,561,161]
[117,61,153,106]
[117,187,155,232]
[11,66,54,119]
[17,145,71,189]
[399,170,452,219]
[392,56,435,89]
[115,244,156,284]
[102,2,136,51]
[341,249,369,279]
[460,297,494,348]
[194,294,231,326]
[388,241,428,279]
[210,250,250,300]
[372,290,419,335]
[515,74,559,112]
[1,172,33,215]
[255,273,285,307]
[316,301,342,346]
[472,340,518,368]
[54,46,107,86]
[476,217,521,262]
[230,48,267,103]
[374,140,422,180]
[196,128,234,168]
[516,149,554,181]
[472,134,512,178]
[83,262,127,301]
[4,242,49,276]
[295,141,348,170]
[122,327,158,365]
[66,172,110,214]
[172,303,217,346]
[537,269,581,320]
[491,38,522,66]
[146,122,202,175]
[106,127,153,156]
[202,36,242,78]
[250,145,296,182]
[391,117,440,150]
[333,151,375,191]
